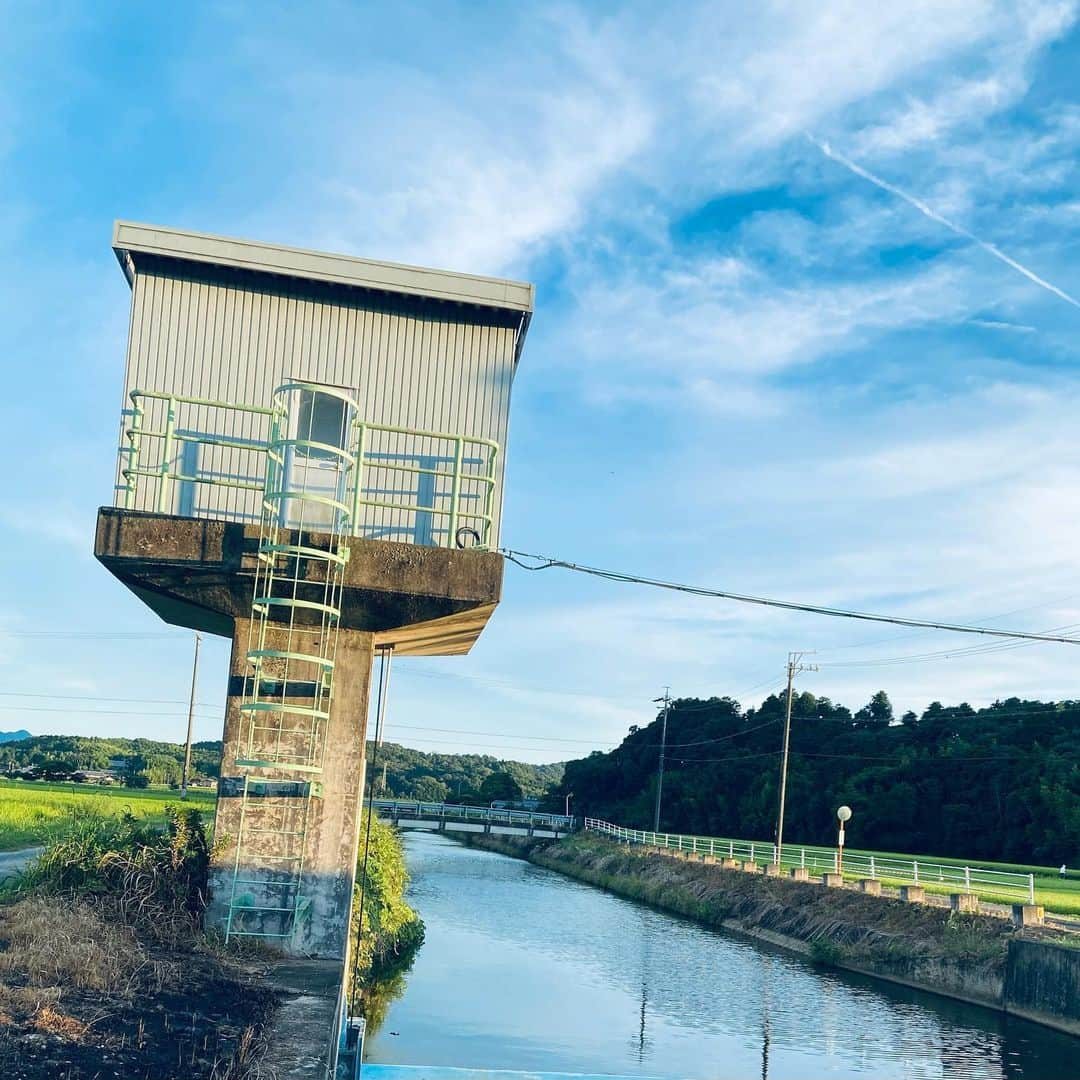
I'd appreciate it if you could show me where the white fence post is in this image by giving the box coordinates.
[870,855,876,879]
[750,843,756,862]
[801,848,806,868]
[913,861,919,885]
[1029,874,1035,904]
[964,866,971,894]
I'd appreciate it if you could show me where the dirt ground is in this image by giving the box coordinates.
[0,898,278,1080]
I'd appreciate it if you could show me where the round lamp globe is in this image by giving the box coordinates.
[837,805,853,823]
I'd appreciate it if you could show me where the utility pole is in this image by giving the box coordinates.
[774,651,816,864]
[652,688,672,832]
[180,632,202,800]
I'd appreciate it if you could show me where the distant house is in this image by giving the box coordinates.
[72,770,118,785]
[107,757,131,771]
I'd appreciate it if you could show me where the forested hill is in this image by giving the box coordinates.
[560,692,1080,865]
[367,741,563,802]
[0,733,563,801]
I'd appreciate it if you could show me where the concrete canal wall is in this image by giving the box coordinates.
[458,833,1080,1038]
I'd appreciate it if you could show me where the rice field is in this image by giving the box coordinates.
[0,779,216,850]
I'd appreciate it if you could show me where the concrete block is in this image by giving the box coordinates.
[741,861,759,873]
[821,873,844,888]
[721,857,739,870]
[702,855,717,864]
[763,863,782,877]
[1011,904,1045,927]
[900,885,926,903]
[790,867,810,882]
[859,879,882,896]
[950,893,978,913]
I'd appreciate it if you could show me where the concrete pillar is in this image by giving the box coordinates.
[950,893,978,913]
[764,863,782,877]
[437,818,446,832]
[790,867,809,882]
[821,873,843,887]
[721,857,739,870]
[1011,904,1045,927]
[900,885,926,903]
[741,861,759,873]
[702,855,717,865]
[483,822,492,834]
[859,879,882,896]
[207,622,374,960]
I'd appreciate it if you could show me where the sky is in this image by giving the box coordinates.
[2,1,1080,765]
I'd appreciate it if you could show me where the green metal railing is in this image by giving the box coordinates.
[120,389,500,549]
[122,390,273,513]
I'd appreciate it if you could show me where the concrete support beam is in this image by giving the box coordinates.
[821,873,843,888]
[764,863,782,877]
[950,893,979,913]
[702,855,717,865]
[790,868,809,882]
[206,621,374,960]
[900,885,926,903]
[859,879,882,896]
[721,857,739,870]
[1012,904,1045,927]
[741,861,759,874]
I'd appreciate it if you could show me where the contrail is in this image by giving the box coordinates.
[806,133,1080,311]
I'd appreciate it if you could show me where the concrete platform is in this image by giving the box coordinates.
[94,507,503,655]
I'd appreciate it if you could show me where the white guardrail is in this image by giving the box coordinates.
[374,799,575,830]
[584,818,1036,904]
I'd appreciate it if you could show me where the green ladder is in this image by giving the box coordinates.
[225,382,358,943]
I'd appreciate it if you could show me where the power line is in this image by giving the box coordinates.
[0,690,220,709]
[501,550,1080,646]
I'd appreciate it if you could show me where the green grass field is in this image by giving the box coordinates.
[758,840,1080,914]
[0,778,216,850]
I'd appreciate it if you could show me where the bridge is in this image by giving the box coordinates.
[372,799,575,838]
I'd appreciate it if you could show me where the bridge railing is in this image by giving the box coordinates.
[583,819,1036,904]
[374,799,575,830]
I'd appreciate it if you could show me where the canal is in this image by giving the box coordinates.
[363,831,1077,1079]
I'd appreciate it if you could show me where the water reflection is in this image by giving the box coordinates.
[364,832,1078,1079]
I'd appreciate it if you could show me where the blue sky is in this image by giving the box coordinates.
[2,2,1080,764]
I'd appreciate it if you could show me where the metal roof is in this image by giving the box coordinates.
[111,220,535,315]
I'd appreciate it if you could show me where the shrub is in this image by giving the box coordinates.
[17,805,212,941]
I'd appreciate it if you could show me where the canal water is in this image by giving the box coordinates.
[363,831,1077,1079]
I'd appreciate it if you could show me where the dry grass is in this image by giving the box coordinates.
[31,1004,90,1041]
[0,896,176,995]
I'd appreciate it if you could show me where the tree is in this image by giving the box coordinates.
[854,691,893,730]
[410,776,449,803]
[41,760,75,781]
[479,770,524,803]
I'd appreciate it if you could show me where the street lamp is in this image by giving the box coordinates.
[836,805,852,875]
[565,792,574,817]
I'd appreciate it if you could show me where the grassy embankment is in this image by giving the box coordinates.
[0,807,276,1079]
[468,832,1037,980]
[0,778,216,850]
[349,811,424,1034]
[625,827,1080,914]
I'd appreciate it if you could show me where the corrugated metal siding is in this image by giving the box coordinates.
[116,267,518,547]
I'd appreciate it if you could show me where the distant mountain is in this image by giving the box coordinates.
[0,730,31,744]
